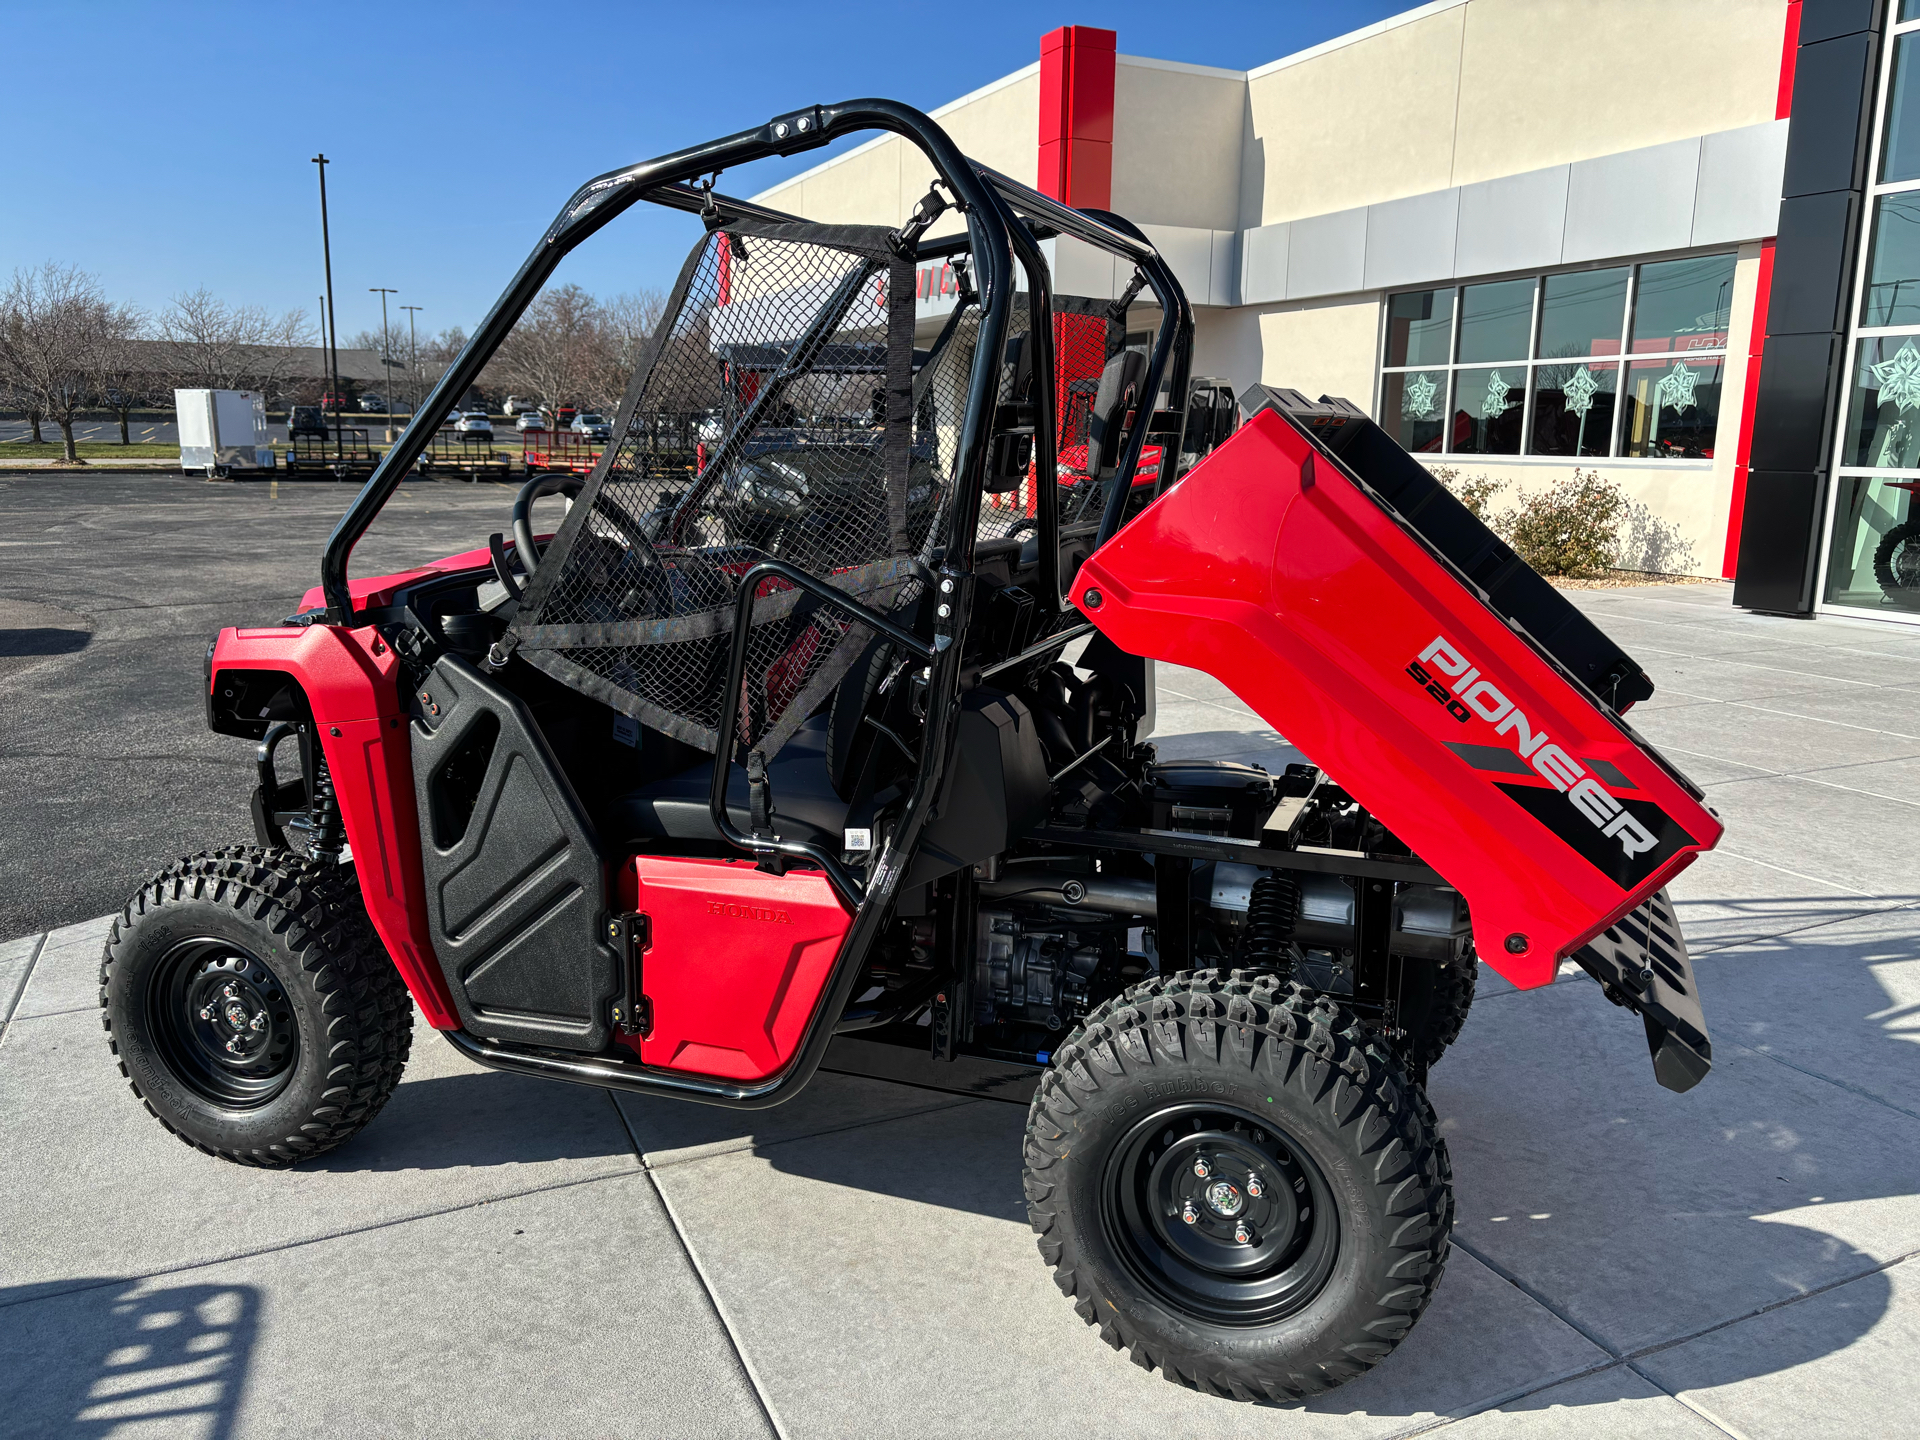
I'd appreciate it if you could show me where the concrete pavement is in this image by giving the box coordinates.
[0,582,1914,1438]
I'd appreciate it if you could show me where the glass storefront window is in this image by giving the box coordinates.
[1879,30,1917,184]
[1621,356,1722,458]
[1381,370,1448,452]
[1384,290,1453,367]
[1537,267,1629,361]
[1457,279,1535,363]
[1822,475,1919,609]
[1379,253,1730,460]
[1844,335,1921,469]
[1630,255,1735,354]
[1450,366,1524,453]
[1862,191,1920,326]
[1530,360,1619,456]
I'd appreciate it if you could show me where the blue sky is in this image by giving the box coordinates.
[1,0,1410,346]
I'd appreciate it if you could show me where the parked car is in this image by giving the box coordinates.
[321,393,352,413]
[288,405,328,440]
[503,396,538,416]
[515,410,549,433]
[357,394,387,414]
[453,411,494,437]
[570,412,612,442]
[555,405,579,430]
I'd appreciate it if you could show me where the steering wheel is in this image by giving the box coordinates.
[511,472,585,575]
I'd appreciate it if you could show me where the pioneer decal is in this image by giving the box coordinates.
[1412,635,1693,889]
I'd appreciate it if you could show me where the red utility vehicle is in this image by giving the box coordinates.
[104,100,1720,1402]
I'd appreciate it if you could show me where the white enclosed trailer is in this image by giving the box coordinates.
[175,389,275,477]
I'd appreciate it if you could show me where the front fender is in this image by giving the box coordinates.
[210,624,459,1028]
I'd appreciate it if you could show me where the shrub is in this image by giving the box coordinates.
[1497,468,1626,577]
[1427,465,1503,522]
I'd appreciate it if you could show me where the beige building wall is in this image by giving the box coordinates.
[1194,296,1384,411]
[752,68,1039,230]
[1240,6,1468,227]
[1450,0,1785,187]
[1226,0,1783,228]
[1111,59,1245,232]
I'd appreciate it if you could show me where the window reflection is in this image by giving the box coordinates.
[1622,356,1722,458]
[1385,290,1453,367]
[1531,361,1619,456]
[1382,370,1448,452]
[1845,335,1921,469]
[1450,367,1524,453]
[1862,192,1920,327]
[1631,255,1735,354]
[1457,279,1535,363]
[1823,475,1919,611]
[1537,268,1629,360]
[1879,31,1917,185]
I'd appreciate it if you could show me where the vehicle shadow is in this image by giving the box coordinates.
[0,1279,257,1439]
[300,1065,637,1173]
[0,626,90,657]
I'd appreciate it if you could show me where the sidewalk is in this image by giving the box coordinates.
[0,583,1913,1439]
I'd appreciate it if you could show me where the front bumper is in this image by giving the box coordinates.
[1572,889,1712,1092]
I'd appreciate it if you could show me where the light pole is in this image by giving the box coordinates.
[400,305,424,421]
[311,154,342,465]
[370,287,398,441]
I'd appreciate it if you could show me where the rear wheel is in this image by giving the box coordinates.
[101,847,412,1167]
[1024,970,1451,1402]
[1395,955,1476,1077]
[1873,518,1918,604]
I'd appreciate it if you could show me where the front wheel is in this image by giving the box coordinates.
[1024,970,1452,1402]
[101,847,413,1167]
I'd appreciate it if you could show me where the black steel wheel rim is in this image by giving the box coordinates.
[1100,1102,1340,1327]
[148,938,300,1108]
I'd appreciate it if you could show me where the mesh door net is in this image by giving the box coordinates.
[505,218,924,765]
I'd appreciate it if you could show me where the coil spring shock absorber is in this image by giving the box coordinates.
[1242,872,1300,975]
[307,753,346,863]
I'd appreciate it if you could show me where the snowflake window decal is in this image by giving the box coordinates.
[1868,340,1919,414]
[1561,367,1600,416]
[1480,371,1511,419]
[1401,371,1439,420]
[1654,360,1701,413]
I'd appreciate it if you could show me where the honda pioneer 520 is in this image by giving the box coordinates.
[104,99,1722,1402]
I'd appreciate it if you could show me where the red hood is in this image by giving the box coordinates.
[297,543,497,613]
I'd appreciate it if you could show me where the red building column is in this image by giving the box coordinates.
[1038,25,1116,209]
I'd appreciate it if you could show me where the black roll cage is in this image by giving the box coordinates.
[318,99,1193,1111]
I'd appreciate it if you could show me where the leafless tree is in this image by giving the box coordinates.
[490,284,612,417]
[0,263,138,462]
[156,288,308,404]
[95,315,159,443]
[593,288,667,410]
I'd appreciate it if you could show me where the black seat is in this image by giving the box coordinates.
[597,712,851,850]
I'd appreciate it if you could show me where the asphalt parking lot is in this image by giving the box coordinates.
[0,474,1915,1438]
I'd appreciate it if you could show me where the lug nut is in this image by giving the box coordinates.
[1247,1174,1263,1198]
[1181,1201,1198,1225]
[199,1007,214,1021]
[1193,1158,1210,1179]
[249,1012,267,1032]
[1234,1222,1252,1245]
[224,1037,241,1054]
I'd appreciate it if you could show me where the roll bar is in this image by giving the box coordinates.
[318,98,1020,622]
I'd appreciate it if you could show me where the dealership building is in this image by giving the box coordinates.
[753,0,1918,622]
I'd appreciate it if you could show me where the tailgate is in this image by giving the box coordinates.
[1073,406,1724,998]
